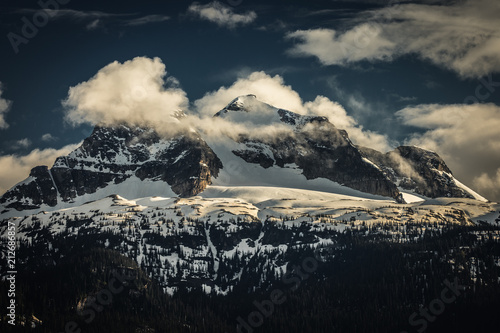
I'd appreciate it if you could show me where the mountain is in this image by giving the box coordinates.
[0,124,222,213]
[0,95,485,216]
[213,95,402,201]
[1,96,499,332]
[213,95,486,202]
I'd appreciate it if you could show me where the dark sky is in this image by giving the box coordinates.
[1,0,499,200]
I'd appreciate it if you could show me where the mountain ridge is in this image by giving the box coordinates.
[0,95,487,216]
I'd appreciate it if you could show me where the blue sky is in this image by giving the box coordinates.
[1,0,500,200]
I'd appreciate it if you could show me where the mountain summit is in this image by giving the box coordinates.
[0,96,485,215]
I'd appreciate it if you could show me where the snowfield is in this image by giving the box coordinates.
[1,184,498,224]
[1,185,498,296]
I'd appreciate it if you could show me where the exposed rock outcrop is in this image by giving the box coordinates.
[0,125,222,211]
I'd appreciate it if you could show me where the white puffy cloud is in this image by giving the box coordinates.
[304,96,391,152]
[193,71,391,151]
[396,103,500,201]
[62,57,189,131]
[187,1,257,28]
[194,71,306,117]
[12,138,32,150]
[287,26,395,66]
[0,143,80,196]
[304,96,352,129]
[41,133,57,142]
[0,82,12,130]
[286,0,500,78]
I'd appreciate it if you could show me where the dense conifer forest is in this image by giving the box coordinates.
[1,221,500,332]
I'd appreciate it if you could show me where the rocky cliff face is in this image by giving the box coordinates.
[0,125,222,211]
[359,145,474,199]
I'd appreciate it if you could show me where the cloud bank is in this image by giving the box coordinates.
[287,0,500,78]
[63,57,188,130]
[397,103,500,201]
[188,1,257,28]
[61,56,391,153]
[0,82,12,129]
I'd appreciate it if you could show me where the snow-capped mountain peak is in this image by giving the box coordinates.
[0,96,489,218]
[214,94,258,116]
